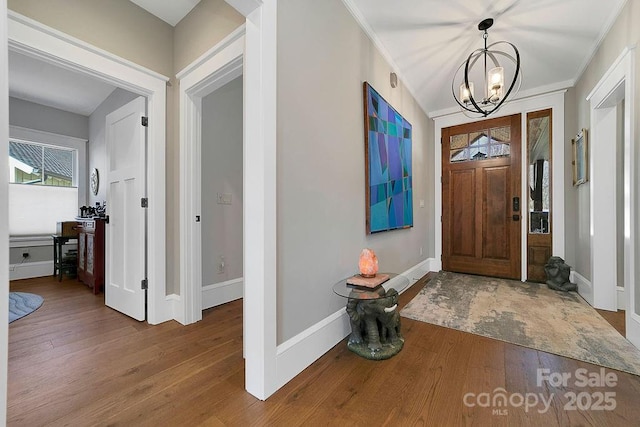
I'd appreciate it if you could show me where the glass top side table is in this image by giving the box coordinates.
[332,273,410,360]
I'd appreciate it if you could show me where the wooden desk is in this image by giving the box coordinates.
[51,235,77,281]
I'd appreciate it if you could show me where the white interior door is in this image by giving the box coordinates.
[105,96,147,321]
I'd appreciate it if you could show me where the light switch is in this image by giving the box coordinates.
[419,199,425,208]
[217,193,232,205]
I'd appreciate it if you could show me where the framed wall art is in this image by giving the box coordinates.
[363,82,413,234]
[572,129,588,186]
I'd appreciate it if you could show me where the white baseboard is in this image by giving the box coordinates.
[401,258,434,290]
[161,293,182,325]
[202,277,243,310]
[429,257,442,272]
[276,306,350,389]
[9,260,53,281]
[571,270,624,311]
[10,236,53,248]
[275,259,434,390]
[571,270,593,306]
[617,286,625,311]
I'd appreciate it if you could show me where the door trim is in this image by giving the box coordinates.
[432,90,566,281]
[178,27,244,325]
[180,0,279,401]
[8,11,170,324]
[586,46,638,348]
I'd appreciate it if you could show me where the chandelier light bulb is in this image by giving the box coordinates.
[460,82,474,104]
[488,66,504,100]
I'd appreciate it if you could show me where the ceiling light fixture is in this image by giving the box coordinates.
[452,18,521,117]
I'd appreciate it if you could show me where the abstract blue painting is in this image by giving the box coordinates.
[363,82,413,234]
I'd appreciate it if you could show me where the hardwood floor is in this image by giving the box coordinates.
[8,274,640,426]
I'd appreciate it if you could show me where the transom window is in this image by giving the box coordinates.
[449,126,511,163]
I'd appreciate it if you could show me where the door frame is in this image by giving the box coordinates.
[7,11,170,324]
[180,0,279,401]
[1,0,10,420]
[178,26,244,325]
[441,114,522,279]
[586,46,638,347]
[432,90,566,281]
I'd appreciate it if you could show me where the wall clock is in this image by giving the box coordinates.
[90,168,99,196]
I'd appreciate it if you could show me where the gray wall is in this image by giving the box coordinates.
[201,76,243,285]
[9,97,88,139]
[276,0,434,343]
[172,0,245,294]
[571,0,640,311]
[8,0,174,77]
[88,88,139,205]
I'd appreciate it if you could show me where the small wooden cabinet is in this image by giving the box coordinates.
[77,218,105,294]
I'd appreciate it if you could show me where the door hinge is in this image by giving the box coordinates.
[141,278,148,290]
[141,116,148,127]
[141,197,148,208]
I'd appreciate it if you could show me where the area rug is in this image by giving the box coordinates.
[400,271,640,376]
[9,292,44,323]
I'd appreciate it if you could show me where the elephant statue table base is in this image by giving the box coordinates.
[345,287,404,360]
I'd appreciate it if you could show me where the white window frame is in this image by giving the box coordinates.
[9,138,78,187]
[9,125,87,206]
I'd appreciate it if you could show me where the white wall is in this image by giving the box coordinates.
[571,0,640,285]
[88,88,139,205]
[276,0,433,343]
[201,76,243,285]
[9,97,89,139]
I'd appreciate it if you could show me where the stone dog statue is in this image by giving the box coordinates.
[544,256,577,292]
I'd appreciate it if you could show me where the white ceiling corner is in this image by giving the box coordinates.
[129,0,201,26]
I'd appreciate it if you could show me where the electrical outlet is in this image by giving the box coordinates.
[22,248,30,258]
[419,247,423,256]
[217,256,225,274]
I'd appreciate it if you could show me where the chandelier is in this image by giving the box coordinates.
[452,18,521,117]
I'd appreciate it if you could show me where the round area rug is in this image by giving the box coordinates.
[9,292,44,323]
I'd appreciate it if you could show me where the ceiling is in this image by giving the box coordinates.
[348,0,627,115]
[129,0,201,26]
[8,1,627,118]
[9,50,117,116]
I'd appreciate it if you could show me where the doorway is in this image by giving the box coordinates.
[200,76,244,309]
[441,113,522,279]
[8,12,169,323]
[586,47,639,349]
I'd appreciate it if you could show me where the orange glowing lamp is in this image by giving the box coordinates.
[358,248,379,278]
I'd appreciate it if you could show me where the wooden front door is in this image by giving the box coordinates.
[442,114,521,279]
